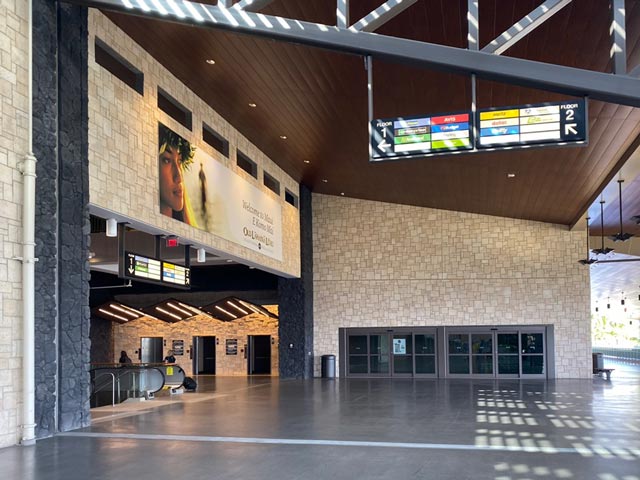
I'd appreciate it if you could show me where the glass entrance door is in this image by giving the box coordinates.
[370,334,390,375]
[346,330,436,377]
[496,333,519,376]
[447,329,546,378]
[392,334,412,375]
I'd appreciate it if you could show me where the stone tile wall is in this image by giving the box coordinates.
[0,0,28,448]
[113,307,279,376]
[87,10,300,277]
[312,194,591,378]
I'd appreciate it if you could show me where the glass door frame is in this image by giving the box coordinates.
[340,326,550,379]
[344,327,438,378]
[444,326,548,379]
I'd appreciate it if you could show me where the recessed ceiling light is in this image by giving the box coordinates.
[279,135,287,140]
[303,160,310,164]
[507,173,516,178]
[322,179,328,183]
[248,102,257,108]
[205,59,216,65]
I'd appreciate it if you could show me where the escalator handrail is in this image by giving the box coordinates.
[91,365,167,396]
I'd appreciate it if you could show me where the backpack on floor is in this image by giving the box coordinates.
[182,376,197,391]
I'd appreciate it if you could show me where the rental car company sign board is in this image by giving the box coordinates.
[370,99,587,161]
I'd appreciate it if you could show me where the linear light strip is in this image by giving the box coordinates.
[239,300,262,315]
[119,304,145,316]
[166,302,192,316]
[227,301,249,315]
[98,308,128,322]
[214,305,237,319]
[155,306,182,320]
[178,302,203,315]
[110,304,140,318]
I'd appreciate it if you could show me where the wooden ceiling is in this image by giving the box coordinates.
[104,0,640,231]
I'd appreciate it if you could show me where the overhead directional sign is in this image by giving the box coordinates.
[477,99,587,148]
[162,261,190,286]
[123,251,191,289]
[370,112,473,161]
[125,252,161,282]
[369,99,587,161]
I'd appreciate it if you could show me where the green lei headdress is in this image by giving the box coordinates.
[159,125,196,170]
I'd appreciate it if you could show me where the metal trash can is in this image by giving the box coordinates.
[592,352,603,372]
[321,354,336,378]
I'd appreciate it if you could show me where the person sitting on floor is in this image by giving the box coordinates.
[163,350,176,364]
[119,350,132,364]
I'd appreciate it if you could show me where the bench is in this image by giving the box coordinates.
[594,368,614,381]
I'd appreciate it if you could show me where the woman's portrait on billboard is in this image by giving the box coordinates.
[158,124,199,228]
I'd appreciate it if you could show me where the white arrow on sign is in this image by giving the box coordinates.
[128,267,134,274]
[377,139,391,152]
[565,123,578,135]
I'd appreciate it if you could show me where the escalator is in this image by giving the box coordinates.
[90,363,186,407]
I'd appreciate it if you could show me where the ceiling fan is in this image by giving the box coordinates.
[609,179,634,242]
[592,200,614,256]
[578,217,597,265]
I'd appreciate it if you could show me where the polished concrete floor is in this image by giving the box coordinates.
[1,375,639,480]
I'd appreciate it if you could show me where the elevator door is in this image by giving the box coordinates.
[248,335,271,375]
[140,337,163,363]
[192,336,216,374]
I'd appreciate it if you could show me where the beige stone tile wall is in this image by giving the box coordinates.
[0,0,28,448]
[312,194,591,378]
[113,307,279,376]
[88,10,300,278]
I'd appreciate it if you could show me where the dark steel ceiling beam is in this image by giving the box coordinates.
[351,0,417,33]
[70,0,640,107]
[336,0,348,28]
[232,0,274,12]
[482,0,573,55]
[467,0,479,51]
[610,0,627,75]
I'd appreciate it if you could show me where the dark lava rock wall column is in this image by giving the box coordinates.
[278,185,313,378]
[33,1,91,437]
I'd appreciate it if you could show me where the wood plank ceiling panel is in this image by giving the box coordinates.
[101,0,640,228]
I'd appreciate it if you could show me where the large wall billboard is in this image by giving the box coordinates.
[158,123,283,261]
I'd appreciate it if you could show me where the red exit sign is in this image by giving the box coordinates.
[166,237,179,248]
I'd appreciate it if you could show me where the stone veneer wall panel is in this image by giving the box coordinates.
[0,0,29,448]
[113,308,279,376]
[87,10,300,277]
[312,194,591,378]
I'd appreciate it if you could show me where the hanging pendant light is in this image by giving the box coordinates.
[592,200,614,256]
[578,217,597,265]
[609,179,634,242]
